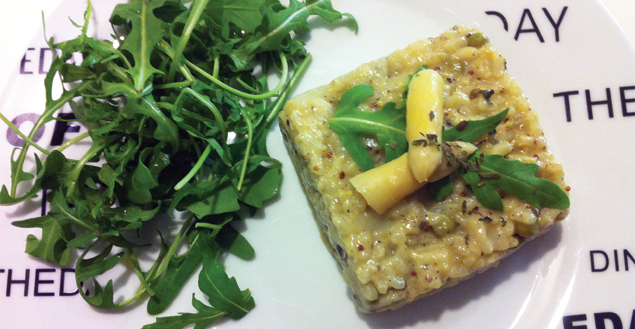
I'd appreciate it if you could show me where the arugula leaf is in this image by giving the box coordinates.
[474,152,570,210]
[427,175,454,202]
[123,160,158,204]
[1,150,66,205]
[75,245,124,283]
[460,167,504,211]
[10,148,35,185]
[231,155,282,208]
[11,214,74,265]
[216,224,255,259]
[120,96,181,153]
[110,0,169,91]
[329,84,407,171]
[74,244,125,309]
[443,108,509,142]
[395,65,428,109]
[84,279,118,310]
[48,189,100,232]
[233,0,357,69]
[185,179,242,218]
[204,0,264,39]
[143,295,231,329]
[143,242,254,328]
[198,256,255,319]
[147,230,212,315]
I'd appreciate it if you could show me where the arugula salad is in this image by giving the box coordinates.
[0,0,356,327]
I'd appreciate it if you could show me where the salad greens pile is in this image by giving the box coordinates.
[0,0,356,327]
[329,82,569,212]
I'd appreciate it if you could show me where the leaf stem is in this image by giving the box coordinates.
[57,131,90,153]
[212,56,220,78]
[11,81,87,196]
[254,54,312,142]
[66,135,118,198]
[107,61,134,85]
[153,81,194,90]
[237,107,254,191]
[184,51,288,100]
[195,222,224,230]
[156,40,196,83]
[80,0,93,37]
[127,248,156,296]
[150,213,197,281]
[235,77,262,93]
[175,143,212,190]
[0,111,50,155]
[166,0,210,83]
[174,88,228,141]
[53,196,100,233]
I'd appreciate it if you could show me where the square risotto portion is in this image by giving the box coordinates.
[279,26,569,312]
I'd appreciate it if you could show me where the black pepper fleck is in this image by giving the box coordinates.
[479,216,493,223]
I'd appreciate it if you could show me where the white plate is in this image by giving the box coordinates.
[1,1,634,328]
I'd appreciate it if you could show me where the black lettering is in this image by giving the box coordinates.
[34,268,55,297]
[6,113,45,147]
[564,314,588,329]
[6,269,30,297]
[485,11,509,31]
[615,249,620,272]
[60,268,80,297]
[591,250,609,272]
[41,189,48,217]
[585,88,614,120]
[50,113,81,146]
[38,48,56,74]
[20,48,36,75]
[554,90,580,122]
[515,9,545,42]
[595,312,623,329]
[620,86,635,117]
[542,7,568,42]
[625,250,635,271]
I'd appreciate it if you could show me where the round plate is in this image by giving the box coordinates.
[1,1,634,328]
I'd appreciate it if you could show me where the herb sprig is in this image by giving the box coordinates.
[458,150,570,211]
[1,0,356,327]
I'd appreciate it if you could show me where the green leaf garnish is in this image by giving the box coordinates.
[460,165,504,211]
[11,214,75,265]
[110,0,168,92]
[462,151,570,211]
[328,84,407,171]
[443,108,509,142]
[198,256,255,319]
[147,231,207,315]
[143,237,254,328]
[427,175,454,202]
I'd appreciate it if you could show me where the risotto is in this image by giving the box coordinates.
[279,25,569,312]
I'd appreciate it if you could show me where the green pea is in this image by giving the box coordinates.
[515,221,539,236]
[467,32,488,48]
[430,213,456,237]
